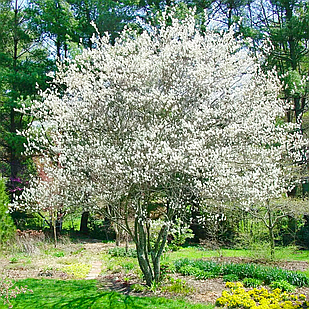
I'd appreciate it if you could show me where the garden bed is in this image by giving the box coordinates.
[1,241,309,307]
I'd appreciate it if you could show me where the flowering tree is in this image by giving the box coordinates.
[14,11,302,285]
[12,157,94,247]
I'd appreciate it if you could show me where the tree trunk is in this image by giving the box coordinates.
[136,245,154,286]
[151,226,168,283]
[134,215,169,286]
[114,223,120,246]
[267,205,275,260]
[135,217,154,286]
[80,211,89,234]
[125,233,129,253]
[269,225,275,260]
[51,212,57,248]
[10,0,19,190]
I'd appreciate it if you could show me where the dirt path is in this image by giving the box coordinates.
[86,261,102,280]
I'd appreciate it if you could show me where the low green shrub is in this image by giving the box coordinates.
[160,262,176,279]
[121,261,136,271]
[178,265,198,276]
[194,269,216,280]
[178,265,217,280]
[53,251,65,257]
[194,260,223,276]
[270,280,296,292]
[130,283,147,293]
[108,247,137,258]
[174,258,309,287]
[242,277,263,288]
[174,258,192,270]
[223,274,239,282]
[162,278,194,295]
[0,176,15,245]
[10,257,18,264]
[176,259,222,276]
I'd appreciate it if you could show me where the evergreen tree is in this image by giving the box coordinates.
[0,0,54,189]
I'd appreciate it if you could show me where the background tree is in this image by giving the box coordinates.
[248,198,309,258]
[234,0,309,125]
[0,0,54,192]
[27,0,78,59]
[69,0,139,48]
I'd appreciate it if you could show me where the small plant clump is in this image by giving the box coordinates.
[223,274,240,282]
[9,257,18,264]
[130,283,147,293]
[62,263,92,279]
[108,247,137,258]
[178,265,198,276]
[243,278,263,288]
[159,262,176,278]
[162,278,194,295]
[216,282,308,309]
[270,280,296,292]
[53,251,65,258]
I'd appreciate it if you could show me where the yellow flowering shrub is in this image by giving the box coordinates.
[216,282,308,309]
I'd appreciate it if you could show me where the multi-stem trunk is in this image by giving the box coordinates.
[134,216,168,286]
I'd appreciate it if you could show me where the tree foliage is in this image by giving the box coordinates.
[0,0,54,186]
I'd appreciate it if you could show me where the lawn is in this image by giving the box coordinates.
[0,279,214,309]
[163,246,309,263]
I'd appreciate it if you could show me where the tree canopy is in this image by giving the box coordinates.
[13,11,303,284]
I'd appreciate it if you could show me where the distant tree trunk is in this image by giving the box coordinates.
[114,223,120,246]
[268,224,275,260]
[267,202,275,260]
[80,211,89,234]
[125,233,129,253]
[51,211,57,248]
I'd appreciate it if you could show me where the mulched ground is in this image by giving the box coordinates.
[97,254,309,304]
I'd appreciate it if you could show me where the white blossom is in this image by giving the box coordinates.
[12,10,303,274]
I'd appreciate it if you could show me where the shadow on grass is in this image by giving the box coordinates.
[2,279,213,309]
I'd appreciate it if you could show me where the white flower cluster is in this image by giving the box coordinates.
[13,11,302,223]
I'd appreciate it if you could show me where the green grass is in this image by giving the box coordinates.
[163,246,309,262]
[1,279,214,309]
